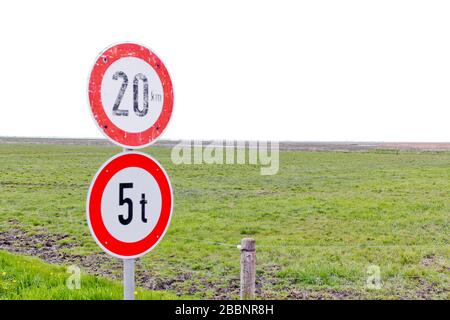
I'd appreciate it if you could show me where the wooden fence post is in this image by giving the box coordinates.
[240,238,256,299]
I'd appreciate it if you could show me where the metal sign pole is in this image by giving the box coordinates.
[123,147,135,301]
[123,258,135,300]
[87,43,173,303]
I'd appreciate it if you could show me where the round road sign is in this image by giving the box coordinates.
[88,42,174,148]
[86,152,173,258]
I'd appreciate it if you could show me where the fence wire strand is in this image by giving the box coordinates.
[168,235,448,250]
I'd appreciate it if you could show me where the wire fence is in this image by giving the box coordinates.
[168,235,449,250]
[165,235,450,287]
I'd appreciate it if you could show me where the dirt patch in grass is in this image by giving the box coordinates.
[1,216,280,299]
[0,227,117,276]
[4,227,427,300]
[415,278,449,300]
[285,288,361,300]
[3,227,444,299]
[0,227,243,298]
[421,254,449,271]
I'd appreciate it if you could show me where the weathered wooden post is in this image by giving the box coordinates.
[240,238,256,299]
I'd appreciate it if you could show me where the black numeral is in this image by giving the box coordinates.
[118,183,133,225]
[112,71,129,116]
[133,73,149,117]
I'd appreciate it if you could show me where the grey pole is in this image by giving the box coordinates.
[122,147,135,301]
[123,258,135,300]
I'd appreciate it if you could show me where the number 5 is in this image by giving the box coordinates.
[118,183,133,225]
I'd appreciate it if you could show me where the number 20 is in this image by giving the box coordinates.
[112,71,149,117]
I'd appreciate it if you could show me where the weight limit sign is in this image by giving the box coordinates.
[88,43,174,148]
[86,152,173,259]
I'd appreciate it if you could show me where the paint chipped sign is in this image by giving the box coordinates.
[88,43,173,148]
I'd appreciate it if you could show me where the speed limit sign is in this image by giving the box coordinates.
[86,152,173,259]
[88,42,174,148]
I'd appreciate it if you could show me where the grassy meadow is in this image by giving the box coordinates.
[0,250,180,300]
[0,143,448,299]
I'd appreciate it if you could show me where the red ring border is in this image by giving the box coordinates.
[88,43,173,148]
[87,152,173,258]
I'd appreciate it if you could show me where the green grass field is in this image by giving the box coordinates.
[0,250,179,300]
[0,143,448,299]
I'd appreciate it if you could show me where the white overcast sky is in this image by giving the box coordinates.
[1,0,450,142]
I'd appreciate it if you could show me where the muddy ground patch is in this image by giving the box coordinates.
[0,227,244,298]
[0,228,350,299]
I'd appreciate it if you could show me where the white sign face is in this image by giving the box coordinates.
[101,167,162,243]
[101,57,164,133]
